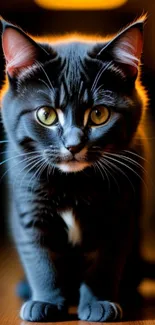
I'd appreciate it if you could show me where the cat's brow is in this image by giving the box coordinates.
[92,90,116,107]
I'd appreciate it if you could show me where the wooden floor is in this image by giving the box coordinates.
[1,243,155,325]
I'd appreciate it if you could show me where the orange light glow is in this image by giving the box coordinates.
[35,0,127,10]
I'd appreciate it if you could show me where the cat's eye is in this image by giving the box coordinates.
[90,106,110,125]
[36,107,57,126]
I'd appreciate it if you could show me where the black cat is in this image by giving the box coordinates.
[0,17,148,322]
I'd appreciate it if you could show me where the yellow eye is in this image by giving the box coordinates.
[36,107,57,126]
[90,106,110,125]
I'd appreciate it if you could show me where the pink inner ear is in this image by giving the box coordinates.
[2,28,37,77]
[113,27,143,76]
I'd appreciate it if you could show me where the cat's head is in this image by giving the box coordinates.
[1,18,145,173]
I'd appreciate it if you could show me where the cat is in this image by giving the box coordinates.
[0,16,149,322]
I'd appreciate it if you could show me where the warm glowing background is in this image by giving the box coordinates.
[35,0,127,10]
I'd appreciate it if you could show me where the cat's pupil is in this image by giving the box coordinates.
[95,110,101,117]
[44,111,49,120]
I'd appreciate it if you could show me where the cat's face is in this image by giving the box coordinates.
[1,19,144,173]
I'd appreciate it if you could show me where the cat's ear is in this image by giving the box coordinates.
[97,18,144,78]
[1,18,50,77]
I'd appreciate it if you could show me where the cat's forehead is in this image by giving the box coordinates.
[50,41,105,92]
[51,42,95,93]
[53,41,97,58]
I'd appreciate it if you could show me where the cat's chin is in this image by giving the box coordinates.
[57,161,90,173]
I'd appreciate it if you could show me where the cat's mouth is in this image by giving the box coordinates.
[57,147,92,172]
[57,159,90,173]
[44,147,91,173]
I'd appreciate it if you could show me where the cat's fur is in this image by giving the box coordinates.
[0,17,148,322]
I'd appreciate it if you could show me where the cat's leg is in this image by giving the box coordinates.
[78,258,123,322]
[18,242,68,322]
[14,215,69,324]
[9,189,70,323]
[78,225,132,322]
[78,282,122,322]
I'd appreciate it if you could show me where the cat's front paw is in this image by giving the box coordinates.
[20,300,67,322]
[78,301,123,322]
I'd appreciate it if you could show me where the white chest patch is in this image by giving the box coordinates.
[60,209,82,245]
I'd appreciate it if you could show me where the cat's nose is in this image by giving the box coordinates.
[66,143,84,154]
[63,127,85,154]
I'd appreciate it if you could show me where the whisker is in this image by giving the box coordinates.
[36,61,55,93]
[44,158,55,182]
[0,150,16,155]
[28,159,48,201]
[123,150,149,162]
[0,149,42,156]
[103,156,135,194]
[20,161,45,203]
[39,160,48,180]
[50,165,55,177]
[106,152,147,175]
[94,160,111,193]
[104,154,148,194]
[0,140,10,143]
[27,158,46,193]
[94,161,104,182]
[36,160,47,182]
[0,150,43,166]
[17,156,42,191]
[0,154,41,183]
[91,61,112,94]
[38,79,53,94]
[92,83,104,98]
[91,64,105,93]
[98,160,111,192]
[46,161,51,182]
[106,151,155,192]
[99,158,120,193]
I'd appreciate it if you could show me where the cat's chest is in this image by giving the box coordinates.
[58,208,82,246]
[46,174,107,208]
[19,175,136,247]
[34,183,106,247]
[40,186,119,246]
